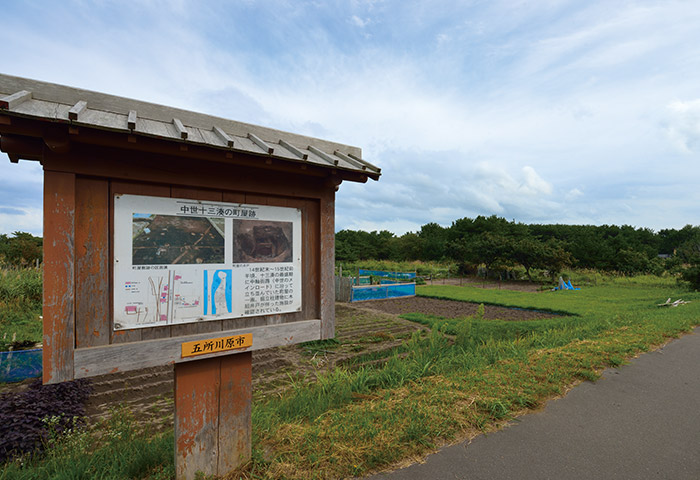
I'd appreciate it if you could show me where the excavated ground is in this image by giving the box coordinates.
[365,296,560,321]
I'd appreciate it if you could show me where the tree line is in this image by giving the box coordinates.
[336,216,700,283]
[0,232,42,267]
[2,219,698,288]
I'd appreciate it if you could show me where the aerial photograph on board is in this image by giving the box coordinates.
[132,214,225,265]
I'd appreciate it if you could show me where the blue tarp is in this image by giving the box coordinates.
[351,283,416,302]
[0,348,42,383]
[554,277,581,291]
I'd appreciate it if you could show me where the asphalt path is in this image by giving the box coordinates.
[372,326,700,480]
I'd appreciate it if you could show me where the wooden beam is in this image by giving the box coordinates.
[248,132,274,154]
[279,139,308,160]
[319,188,336,340]
[173,118,188,139]
[75,177,110,349]
[127,110,137,131]
[0,134,44,160]
[335,150,366,170]
[349,152,381,173]
[73,319,321,378]
[0,90,32,109]
[68,100,87,121]
[213,126,234,148]
[308,145,338,166]
[43,170,76,384]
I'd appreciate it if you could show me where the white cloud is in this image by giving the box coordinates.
[350,15,370,28]
[2,0,700,236]
[665,99,700,154]
[566,188,584,200]
[521,166,553,196]
[0,207,42,236]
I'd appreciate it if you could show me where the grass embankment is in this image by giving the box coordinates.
[2,275,698,479]
[0,267,42,351]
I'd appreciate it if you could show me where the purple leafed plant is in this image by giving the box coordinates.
[0,378,92,463]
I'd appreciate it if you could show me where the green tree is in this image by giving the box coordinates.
[418,223,447,261]
[510,237,546,281]
[0,232,43,266]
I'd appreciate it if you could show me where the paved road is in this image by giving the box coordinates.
[373,327,700,480]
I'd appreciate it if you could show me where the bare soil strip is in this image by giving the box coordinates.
[362,296,560,321]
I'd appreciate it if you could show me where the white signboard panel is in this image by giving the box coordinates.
[113,194,302,330]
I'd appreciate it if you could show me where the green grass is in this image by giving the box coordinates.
[248,277,700,479]
[0,408,174,480]
[0,267,42,351]
[3,274,699,479]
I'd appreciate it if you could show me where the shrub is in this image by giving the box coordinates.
[0,379,92,462]
[681,264,700,291]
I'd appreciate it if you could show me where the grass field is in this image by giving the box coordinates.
[246,276,699,479]
[2,275,699,479]
[0,267,42,351]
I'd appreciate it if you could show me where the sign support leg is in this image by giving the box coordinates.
[174,352,252,480]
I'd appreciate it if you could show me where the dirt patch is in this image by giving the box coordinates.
[425,277,545,292]
[363,296,560,321]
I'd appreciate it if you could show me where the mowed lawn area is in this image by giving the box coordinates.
[2,276,699,480]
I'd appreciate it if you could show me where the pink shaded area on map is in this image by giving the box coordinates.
[125,306,137,314]
[160,314,168,322]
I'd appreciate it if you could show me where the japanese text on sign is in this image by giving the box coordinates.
[181,333,253,358]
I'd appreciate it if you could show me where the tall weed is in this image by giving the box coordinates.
[0,267,42,350]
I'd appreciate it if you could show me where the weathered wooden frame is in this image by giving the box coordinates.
[36,148,339,384]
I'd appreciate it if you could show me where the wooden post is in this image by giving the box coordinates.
[319,188,335,340]
[43,170,76,384]
[175,352,252,480]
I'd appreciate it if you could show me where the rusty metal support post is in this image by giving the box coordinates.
[174,352,252,479]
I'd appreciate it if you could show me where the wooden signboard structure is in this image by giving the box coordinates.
[0,73,380,479]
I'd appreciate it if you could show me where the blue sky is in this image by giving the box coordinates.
[2,0,699,236]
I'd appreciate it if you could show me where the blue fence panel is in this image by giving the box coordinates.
[0,348,42,383]
[359,269,416,280]
[352,285,386,302]
[351,283,415,302]
[386,283,415,298]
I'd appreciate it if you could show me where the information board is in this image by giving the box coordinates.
[113,194,302,330]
